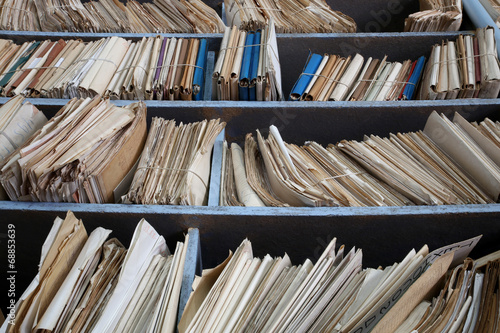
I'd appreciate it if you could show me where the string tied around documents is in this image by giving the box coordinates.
[219,41,280,65]
[305,172,368,190]
[72,57,119,70]
[296,72,353,90]
[0,5,35,17]
[291,4,331,16]
[433,5,462,11]
[421,51,499,85]
[136,166,208,189]
[358,79,416,87]
[115,63,205,75]
[228,4,282,26]
[0,65,68,78]
[228,3,331,26]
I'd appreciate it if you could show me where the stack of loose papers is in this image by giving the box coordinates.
[0,36,209,101]
[0,95,47,164]
[212,22,283,101]
[373,246,500,333]
[221,111,500,207]
[124,117,226,206]
[418,27,500,99]
[224,0,356,33]
[0,0,225,33]
[289,52,425,101]
[0,97,147,203]
[2,211,198,333]
[405,0,462,32]
[179,235,481,333]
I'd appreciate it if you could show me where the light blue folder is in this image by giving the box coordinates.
[289,53,323,101]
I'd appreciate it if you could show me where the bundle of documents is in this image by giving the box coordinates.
[404,0,463,32]
[1,211,197,333]
[220,141,244,206]
[124,117,226,206]
[224,0,356,33]
[339,112,500,205]
[222,111,500,207]
[222,126,414,207]
[0,97,147,203]
[290,52,426,101]
[0,95,47,164]
[0,36,209,101]
[212,23,283,101]
[178,235,482,333]
[220,135,289,207]
[418,27,500,99]
[0,0,225,33]
[372,247,500,333]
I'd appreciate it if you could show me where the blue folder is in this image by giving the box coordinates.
[289,53,323,101]
[193,39,208,101]
[238,32,255,101]
[402,56,425,100]
[248,30,261,101]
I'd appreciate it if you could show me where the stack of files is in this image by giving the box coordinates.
[0,36,209,101]
[221,110,500,207]
[289,52,426,101]
[422,111,500,202]
[123,117,226,206]
[178,234,481,333]
[220,136,288,207]
[224,0,356,33]
[220,141,244,206]
[0,0,225,33]
[371,246,500,333]
[0,97,147,203]
[212,22,283,101]
[1,211,200,333]
[0,95,47,164]
[418,27,500,99]
[339,114,499,205]
[404,0,462,32]
[221,126,414,207]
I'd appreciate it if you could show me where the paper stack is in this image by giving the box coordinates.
[405,0,463,32]
[222,111,500,207]
[373,247,500,333]
[0,97,147,203]
[290,53,426,101]
[0,36,209,101]
[220,141,244,206]
[224,0,356,33]
[123,117,226,206]
[0,95,47,164]
[1,211,197,333]
[418,27,500,99]
[178,235,481,333]
[212,22,283,101]
[0,0,225,33]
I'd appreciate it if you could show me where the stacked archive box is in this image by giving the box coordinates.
[1,0,500,317]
